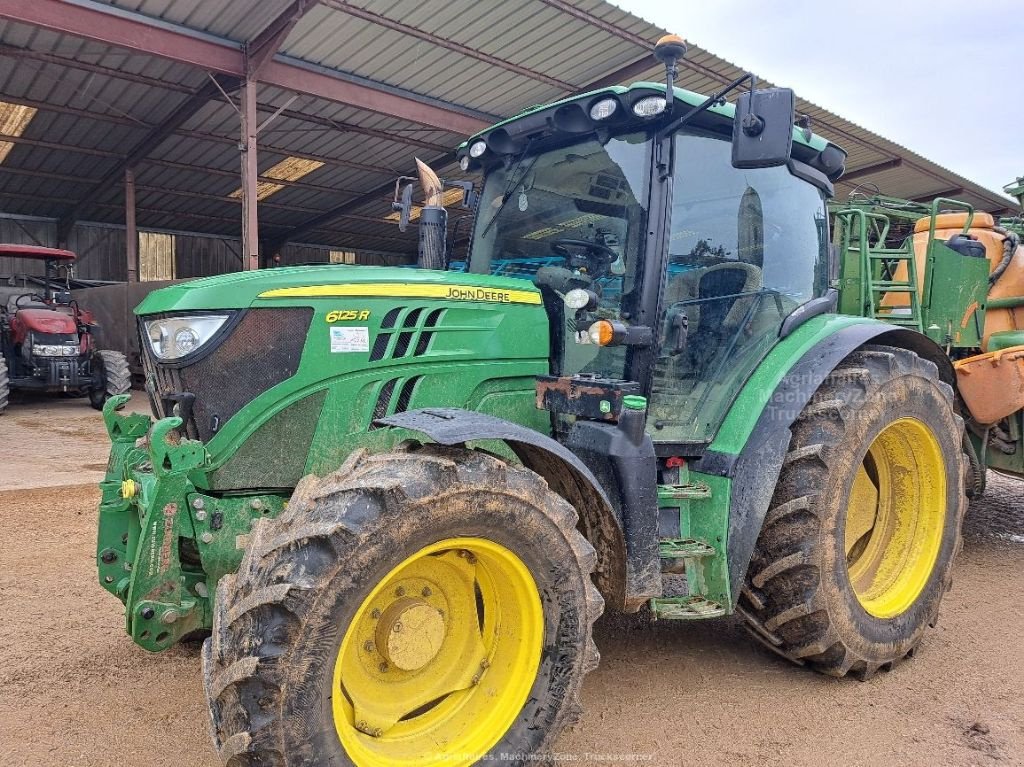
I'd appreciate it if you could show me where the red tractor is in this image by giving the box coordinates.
[0,244,129,413]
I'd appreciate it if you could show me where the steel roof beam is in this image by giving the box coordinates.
[580,55,657,91]
[246,0,317,78]
[321,0,574,90]
[1,44,452,153]
[0,0,492,134]
[55,76,240,241]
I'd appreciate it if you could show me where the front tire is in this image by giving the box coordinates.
[88,349,130,410]
[204,444,603,767]
[739,345,966,679]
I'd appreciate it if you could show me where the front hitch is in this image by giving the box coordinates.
[96,394,213,651]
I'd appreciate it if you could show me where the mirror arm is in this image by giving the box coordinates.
[655,71,755,146]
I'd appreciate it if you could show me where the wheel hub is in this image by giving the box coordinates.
[333,538,544,767]
[375,597,445,671]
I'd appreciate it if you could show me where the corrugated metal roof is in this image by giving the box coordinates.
[0,0,1015,266]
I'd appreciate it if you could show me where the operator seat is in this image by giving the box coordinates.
[660,262,762,380]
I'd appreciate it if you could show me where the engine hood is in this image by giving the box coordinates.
[134,266,543,314]
[16,308,78,335]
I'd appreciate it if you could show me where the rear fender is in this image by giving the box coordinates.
[378,408,632,610]
[693,321,952,605]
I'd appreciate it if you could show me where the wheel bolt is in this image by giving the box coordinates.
[392,622,403,633]
[363,640,375,653]
[378,662,389,673]
[421,587,432,597]
[395,586,405,597]
[371,608,381,619]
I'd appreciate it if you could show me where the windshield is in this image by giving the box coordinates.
[650,131,830,442]
[467,133,651,379]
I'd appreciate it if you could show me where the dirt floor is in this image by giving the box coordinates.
[1,393,1022,766]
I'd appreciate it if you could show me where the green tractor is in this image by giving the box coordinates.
[96,35,967,766]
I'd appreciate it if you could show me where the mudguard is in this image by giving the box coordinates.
[377,408,633,610]
[693,323,953,605]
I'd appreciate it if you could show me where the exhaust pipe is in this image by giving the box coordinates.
[415,158,447,270]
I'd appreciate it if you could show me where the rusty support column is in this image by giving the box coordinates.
[125,167,138,282]
[240,77,259,270]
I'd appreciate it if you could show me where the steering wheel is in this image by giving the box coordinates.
[550,238,619,269]
[15,293,48,308]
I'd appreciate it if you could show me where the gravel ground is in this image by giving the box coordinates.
[0,393,1022,766]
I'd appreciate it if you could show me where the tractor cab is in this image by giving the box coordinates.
[453,48,845,448]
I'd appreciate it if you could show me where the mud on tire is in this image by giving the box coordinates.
[738,345,967,679]
[203,444,603,767]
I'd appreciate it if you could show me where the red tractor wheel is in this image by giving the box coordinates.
[88,350,131,410]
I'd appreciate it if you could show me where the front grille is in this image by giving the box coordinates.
[143,308,312,441]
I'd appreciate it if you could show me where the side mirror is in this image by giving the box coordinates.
[731,87,795,169]
[391,181,414,232]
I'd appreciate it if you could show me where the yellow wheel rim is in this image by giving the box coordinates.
[332,537,543,766]
[844,417,946,618]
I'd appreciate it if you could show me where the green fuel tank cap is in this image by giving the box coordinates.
[622,395,647,411]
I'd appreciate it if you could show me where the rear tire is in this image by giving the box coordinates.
[738,345,966,679]
[88,350,130,410]
[203,444,603,766]
[0,359,8,414]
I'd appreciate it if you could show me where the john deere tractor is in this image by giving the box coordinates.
[96,36,966,766]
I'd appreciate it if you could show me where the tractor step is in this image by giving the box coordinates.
[657,482,711,501]
[650,595,726,620]
[659,538,716,559]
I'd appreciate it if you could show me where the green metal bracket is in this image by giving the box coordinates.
[102,394,152,444]
[150,417,208,477]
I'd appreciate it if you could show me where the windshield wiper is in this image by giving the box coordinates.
[480,139,539,239]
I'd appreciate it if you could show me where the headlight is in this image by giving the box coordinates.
[589,98,618,120]
[33,344,79,357]
[632,96,667,117]
[145,314,229,360]
[468,140,488,158]
[459,155,471,171]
